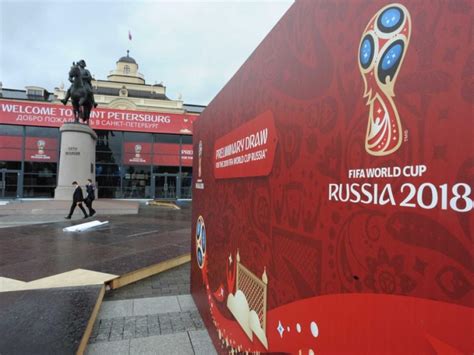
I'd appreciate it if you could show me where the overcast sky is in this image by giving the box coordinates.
[0,0,293,105]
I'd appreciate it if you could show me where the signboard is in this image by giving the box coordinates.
[191,1,473,354]
[122,142,193,166]
[25,137,58,162]
[0,99,197,134]
[152,143,193,167]
[123,142,152,165]
[213,110,277,179]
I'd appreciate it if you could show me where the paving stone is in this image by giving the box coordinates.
[160,327,173,335]
[188,330,218,355]
[135,315,148,326]
[109,332,124,341]
[177,294,197,312]
[129,333,193,355]
[193,318,204,328]
[98,300,133,319]
[148,324,161,336]
[123,331,135,340]
[112,317,125,329]
[91,321,100,338]
[86,339,130,355]
[147,314,159,324]
[95,329,111,342]
[136,326,149,338]
[133,296,180,316]
[123,318,136,339]
[88,262,211,350]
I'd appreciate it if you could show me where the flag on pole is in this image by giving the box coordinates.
[128,30,132,41]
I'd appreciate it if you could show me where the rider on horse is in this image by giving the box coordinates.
[61,59,98,108]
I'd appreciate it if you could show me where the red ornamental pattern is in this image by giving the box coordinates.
[191,0,474,354]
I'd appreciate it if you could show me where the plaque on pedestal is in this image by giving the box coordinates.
[55,124,97,200]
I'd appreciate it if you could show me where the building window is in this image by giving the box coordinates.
[124,65,130,74]
[123,165,151,198]
[181,135,192,144]
[27,88,44,97]
[23,162,57,198]
[26,126,58,138]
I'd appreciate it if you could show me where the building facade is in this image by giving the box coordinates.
[0,53,204,199]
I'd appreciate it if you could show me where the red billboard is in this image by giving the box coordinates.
[191,1,473,354]
[0,99,197,134]
[0,136,22,161]
[123,142,152,165]
[122,142,193,166]
[25,137,58,162]
[0,136,59,162]
[213,110,278,179]
[152,143,193,167]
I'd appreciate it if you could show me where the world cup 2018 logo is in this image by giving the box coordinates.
[134,144,142,158]
[195,216,206,269]
[198,140,203,178]
[37,140,46,155]
[359,3,411,156]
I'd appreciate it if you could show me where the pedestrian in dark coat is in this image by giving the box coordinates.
[65,181,88,219]
[85,179,96,217]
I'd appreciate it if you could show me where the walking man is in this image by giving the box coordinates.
[85,179,96,217]
[65,181,88,219]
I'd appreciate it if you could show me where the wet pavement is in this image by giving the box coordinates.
[0,285,103,355]
[0,205,191,282]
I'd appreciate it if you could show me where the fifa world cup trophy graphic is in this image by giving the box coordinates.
[359,3,411,156]
[134,144,142,158]
[198,140,203,178]
[37,140,46,155]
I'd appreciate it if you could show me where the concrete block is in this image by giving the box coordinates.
[188,330,218,355]
[133,296,180,316]
[177,294,197,311]
[98,300,133,319]
[86,339,130,355]
[129,333,193,355]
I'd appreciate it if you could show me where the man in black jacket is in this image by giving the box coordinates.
[85,179,96,217]
[65,181,88,219]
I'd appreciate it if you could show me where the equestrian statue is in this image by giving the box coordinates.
[61,59,98,124]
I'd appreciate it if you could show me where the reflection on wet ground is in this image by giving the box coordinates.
[0,204,191,282]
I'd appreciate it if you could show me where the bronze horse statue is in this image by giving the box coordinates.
[66,62,94,124]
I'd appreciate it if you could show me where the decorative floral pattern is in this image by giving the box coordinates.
[365,247,416,294]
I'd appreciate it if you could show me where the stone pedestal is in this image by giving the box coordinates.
[55,124,97,200]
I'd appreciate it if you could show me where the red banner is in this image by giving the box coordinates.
[0,135,58,162]
[152,143,193,167]
[25,137,58,162]
[0,136,22,149]
[153,143,180,155]
[0,99,197,134]
[0,136,22,161]
[181,145,193,167]
[213,110,278,179]
[123,142,152,165]
[122,142,193,166]
[152,155,179,166]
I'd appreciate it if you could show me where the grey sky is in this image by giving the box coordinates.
[0,0,293,105]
